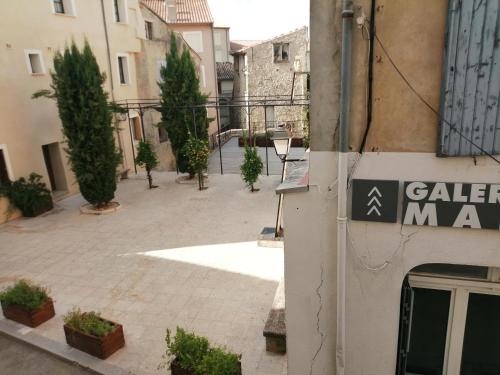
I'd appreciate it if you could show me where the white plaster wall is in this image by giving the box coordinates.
[283,151,338,375]
[283,151,500,375]
[345,152,500,375]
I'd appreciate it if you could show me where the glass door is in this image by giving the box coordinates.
[460,293,500,375]
[405,288,451,375]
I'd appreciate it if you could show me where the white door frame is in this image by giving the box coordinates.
[408,275,500,375]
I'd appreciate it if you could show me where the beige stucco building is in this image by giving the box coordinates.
[281,1,500,374]
[142,0,219,140]
[0,0,201,223]
[135,3,202,171]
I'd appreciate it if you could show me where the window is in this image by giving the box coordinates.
[145,21,153,40]
[117,55,129,85]
[113,0,127,23]
[397,274,500,375]
[0,149,10,185]
[273,43,290,63]
[53,0,64,13]
[182,31,203,53]
[439,0,500,157]
[25,50,45,75]
[132,117,142,141]
[52,0,76,15]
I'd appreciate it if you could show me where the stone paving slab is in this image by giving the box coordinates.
[0,330,99,375]
[0,172,287,375]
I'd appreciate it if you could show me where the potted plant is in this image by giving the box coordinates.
[196,347,242,375]
[162,327,242,375]
[135,140,159,189]
[0,173,53,217]
[163,327,210,375]
[0,279,55,327]
[63,308,125,359]
[240,143,263,192]
[185,134,210,191]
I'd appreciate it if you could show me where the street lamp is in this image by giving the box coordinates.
[272,132,302,163]
[272,137,290,161]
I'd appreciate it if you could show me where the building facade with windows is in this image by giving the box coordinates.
[0,0,199,223]
[136,3,202,170]
[213,27,234,130]
[232,27,309,135]
[141,0,219,139]
[281,1,500,374]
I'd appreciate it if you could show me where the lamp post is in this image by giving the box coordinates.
[272,133,302,237]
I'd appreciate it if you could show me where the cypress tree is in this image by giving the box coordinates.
[159,33,209,175]
[33,41,121,208]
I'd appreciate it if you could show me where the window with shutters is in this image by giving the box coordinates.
[117,54,130,85]
[52,0,76,16]
[113,0,128,23]
[438,0,500,157]
[145,21,153,40]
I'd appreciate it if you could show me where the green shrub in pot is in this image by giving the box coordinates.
[0,173,53,217]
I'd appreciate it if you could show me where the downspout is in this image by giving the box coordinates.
[100,0,125,169]
[244,53,249,130]
[337,1,353,375]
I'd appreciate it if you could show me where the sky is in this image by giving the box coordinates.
[207,0,309,41]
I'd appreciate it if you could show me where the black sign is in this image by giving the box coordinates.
[352,179,399,223]
[402,182,500,230]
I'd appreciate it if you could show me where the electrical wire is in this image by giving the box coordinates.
[374,33,500,165]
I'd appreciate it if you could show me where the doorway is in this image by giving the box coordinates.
[42,143,67,192]
[397,265,500,375]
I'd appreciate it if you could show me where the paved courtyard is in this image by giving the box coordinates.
[0,333,95,375]
[0,172,286,375]
[208,137,306,175]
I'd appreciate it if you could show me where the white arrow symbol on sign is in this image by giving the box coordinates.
[367,206,381,216]
[368,187,382,197]
[367,196,381,207]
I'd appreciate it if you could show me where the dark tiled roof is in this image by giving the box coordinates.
[216,62,234,80]
[141,0,213,24]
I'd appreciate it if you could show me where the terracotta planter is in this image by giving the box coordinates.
[170,358,242,375]
[64,318,125,359]
[1,298,55,328]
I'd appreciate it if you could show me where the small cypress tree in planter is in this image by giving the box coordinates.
[240,143,263,192]
[184,133,209,190]
[33,41,121,209]
[135,140,159,189]
[159,33,209,176]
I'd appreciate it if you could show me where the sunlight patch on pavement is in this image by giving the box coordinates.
[137,241,283,281]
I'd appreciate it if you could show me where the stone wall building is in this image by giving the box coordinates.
[232,27,309,136]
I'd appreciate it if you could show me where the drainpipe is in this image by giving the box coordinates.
[337,1,353,375]
[244,54,249,130]
[100,0,125,169]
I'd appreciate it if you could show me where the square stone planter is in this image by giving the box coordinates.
[170,358,242,375]
[1,298,55,328]
[64,318,125,359]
